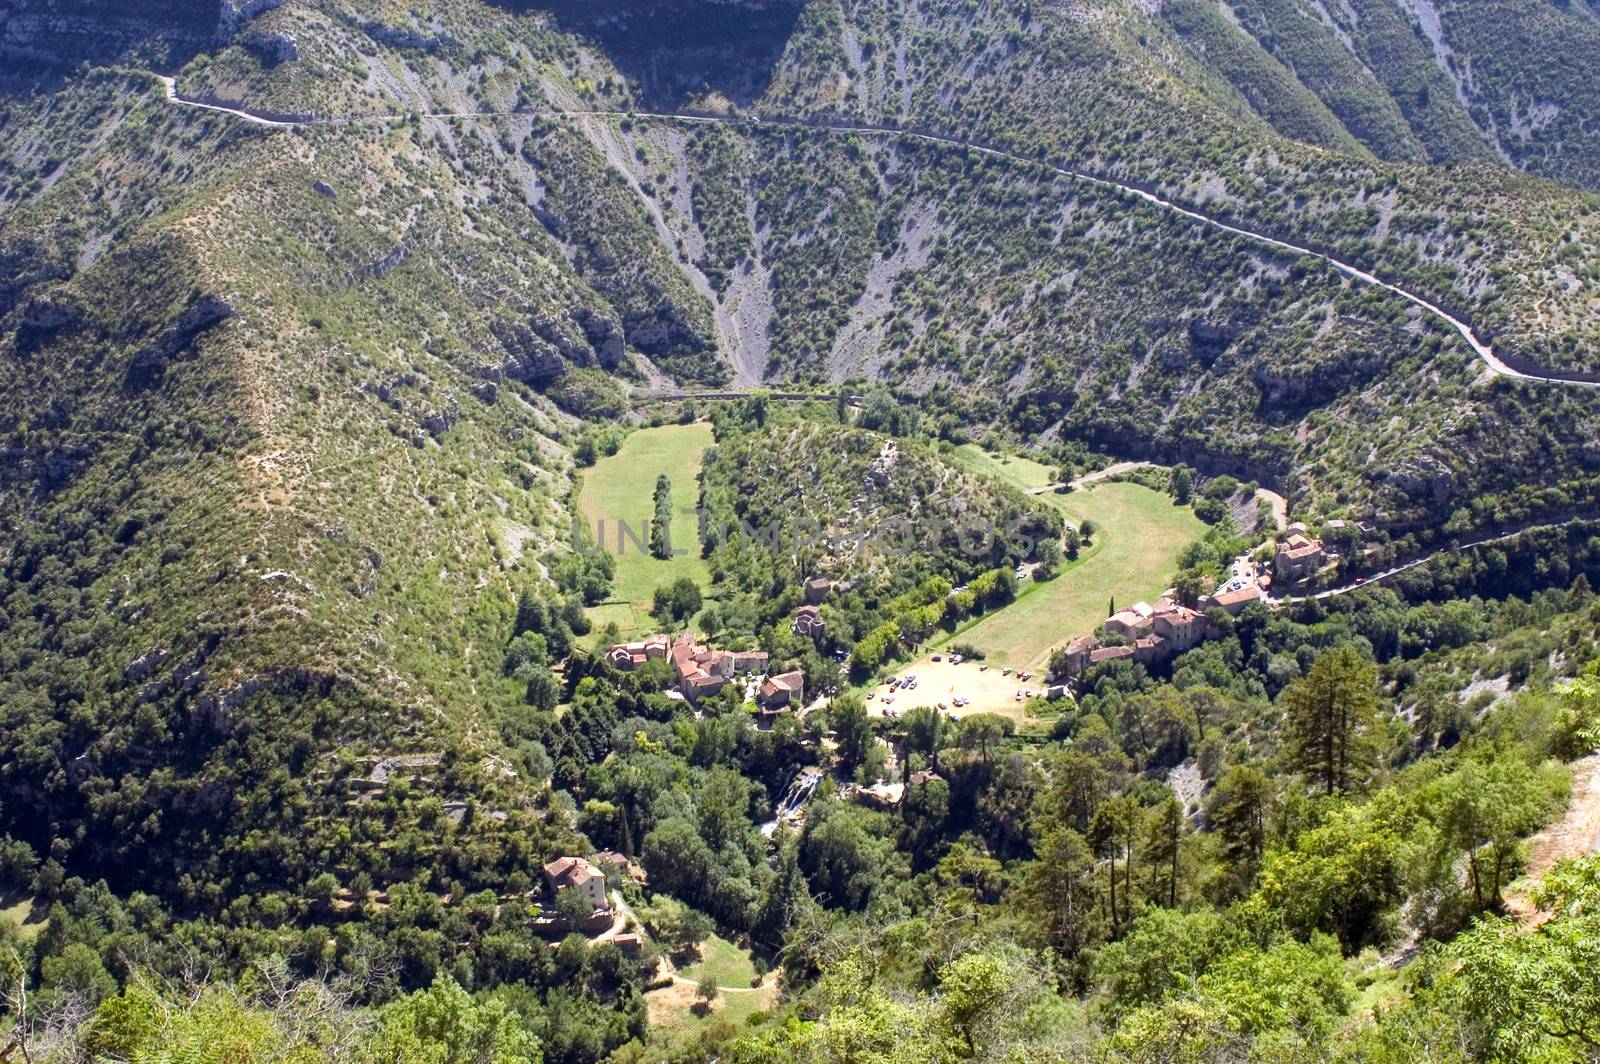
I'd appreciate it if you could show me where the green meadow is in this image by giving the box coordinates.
[577,423,715,636]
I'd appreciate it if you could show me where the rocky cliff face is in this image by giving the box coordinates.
[217,0,287,43]
[0,0,216,67]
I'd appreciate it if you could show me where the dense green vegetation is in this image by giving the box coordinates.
[6,0,1600,1059]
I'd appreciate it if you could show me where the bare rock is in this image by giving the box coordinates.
[488,320,567,383]
[125,294,234,390]
[574,307,626,368]
[243,27,298,64]
[216,0,287,43]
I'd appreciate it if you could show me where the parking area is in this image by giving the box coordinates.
[866,654,1051,723]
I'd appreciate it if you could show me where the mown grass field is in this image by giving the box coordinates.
[930,450,1204,673]
[677,934,759,987]
[646,934,775,1046]
[577,423,715,637]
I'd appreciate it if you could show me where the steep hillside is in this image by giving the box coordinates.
[0,16,648,910]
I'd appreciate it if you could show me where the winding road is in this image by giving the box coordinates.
[1275,512,1600,603]
[151,74,1600,391]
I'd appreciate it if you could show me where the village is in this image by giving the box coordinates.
[601,577,835,714]
[1053,522,1339,679]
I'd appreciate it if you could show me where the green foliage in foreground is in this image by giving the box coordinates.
[0,968,542,1063]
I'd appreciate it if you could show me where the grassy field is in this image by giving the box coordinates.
[0,893,44,941]
[677,934,760,987]
[949,444,1059,493]
[924,450,1204,674]
[647,934,775,1046]
[577,423,715,637]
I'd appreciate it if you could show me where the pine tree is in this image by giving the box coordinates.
[1209,765,1274,890]
[1281,644,1382,795]
[513,588,544,636]
[1020,825,1103,959]
[1143,794,1185,908]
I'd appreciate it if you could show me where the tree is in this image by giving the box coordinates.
[39,940,116,1011]
[1256,804,1407,952]
[1172,570,1204,610]
[1168,465,1195,504]
[372,974,541,1064]
[957,713,1013,764]
[1020,826,1103,961]
[901,705,945,772]
[754,830,811,945]
[1,944,31,1061]
[1281,644,1382,795]
[651,576,703,626]
[637,894,712,962]
[556,885,596,925]
[1143,794,1186,908]
[649,474,673,560]
[830,693,873,771]
[1432,757,1554,911]
[523,664,560,711]
[934,953,1010,1057]
[1206,766,1275,892]
[696,766,756,852]
[1044,748,1110,833]
[694,976,720,1013]
[1090,794,1143,931]
[513,588,546,636]
[1092,908,1234,1020]
[1446,911,1600,1060]
[1034,537,1063,578]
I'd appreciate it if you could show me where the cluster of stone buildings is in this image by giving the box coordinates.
[1059,596,1213,677]
[1055,523,1338,680]
[604,630,803,712]
[1274,524,1327,583]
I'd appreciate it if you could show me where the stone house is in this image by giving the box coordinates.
[1203,582,1265,615]
[792,605,824,637]
[757,670,805,713]
[1104,601,1156,639]
[1274,533,1326,583]
[543,856,608,913]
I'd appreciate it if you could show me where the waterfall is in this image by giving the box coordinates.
[760,767,823,837]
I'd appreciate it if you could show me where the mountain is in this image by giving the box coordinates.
[1,0,1599,1006]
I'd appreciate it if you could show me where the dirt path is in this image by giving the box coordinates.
[144,74,1600,392]
[1256,489,1288,532]
[1504,754,1600,922]
[1025,461,1155,496]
